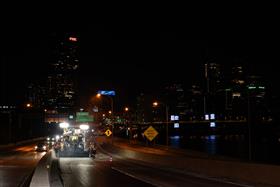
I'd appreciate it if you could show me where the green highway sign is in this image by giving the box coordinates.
[76,112,94,122]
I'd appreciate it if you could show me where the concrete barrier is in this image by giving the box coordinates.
[30,150,63,187]
[30,151,51,187]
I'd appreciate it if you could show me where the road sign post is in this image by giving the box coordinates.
[144,126,159,142]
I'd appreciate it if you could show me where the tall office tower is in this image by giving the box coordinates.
[229,65,246,115]
[205,63,222,95]
[46,35,79,112]
[204,63,222,113]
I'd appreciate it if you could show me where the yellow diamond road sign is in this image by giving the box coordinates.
[105,129,112,137]
[144,126,159,141]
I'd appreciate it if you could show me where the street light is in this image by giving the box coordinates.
[153,102,158,107]
[59,122,69,129]
[96,93,114,144]
[153,101,169,147]
[125,107,129,112]
[96,94,113,114]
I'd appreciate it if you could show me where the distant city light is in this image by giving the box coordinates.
[210,122,216,128]
[171,115,179,121]
[205,114,209,120]
[209,135,216,140]
[125,107,129,112]
[210,114,215,120]
[248,86,256,89]
[153,102,158,107]
[26,103,32,108]
[232,92,241,97]
[69,37,77,42]
[174,123,180,128]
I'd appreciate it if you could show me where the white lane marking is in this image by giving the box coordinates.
[165,168,254,187]
[112,167,163,187]
[113,164,254,187]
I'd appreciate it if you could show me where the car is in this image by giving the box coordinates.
[34,142,49,152]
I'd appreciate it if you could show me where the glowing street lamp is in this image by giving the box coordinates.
[153,102,158,107]
[125,107,129,112]
[59,122,69,129]
[96,92,114,144]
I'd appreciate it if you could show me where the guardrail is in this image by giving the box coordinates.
[30,150,63,187]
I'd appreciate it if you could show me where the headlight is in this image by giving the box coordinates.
[47,137,50,141]
[34,146,38,149]
[43,146,47,150]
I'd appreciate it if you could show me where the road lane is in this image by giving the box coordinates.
[0,144,46,187]
[97,141,252,187]
[58,145,249,187]
[59,153,155,187]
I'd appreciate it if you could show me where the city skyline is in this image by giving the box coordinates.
[1,31,279,108]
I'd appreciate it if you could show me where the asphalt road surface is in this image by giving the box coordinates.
[0,144,46,187]
[58,146,248,187]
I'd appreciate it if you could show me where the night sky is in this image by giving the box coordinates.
[1,24,280,107]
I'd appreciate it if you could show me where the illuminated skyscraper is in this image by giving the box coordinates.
[205,63,222,95]
[231,65,245,98]
[204,62,222,113]
[228,65,247,116]
[46,35,79,112]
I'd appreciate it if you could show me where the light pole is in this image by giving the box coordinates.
[97,94,114,144]
[153,102,169,147]
[97,94,113,114]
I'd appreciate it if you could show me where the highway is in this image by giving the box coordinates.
[0,139,253,187]
[58,138,248,187]
[0,143,45,187]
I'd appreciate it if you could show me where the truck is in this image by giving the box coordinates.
[55,126,96,157]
